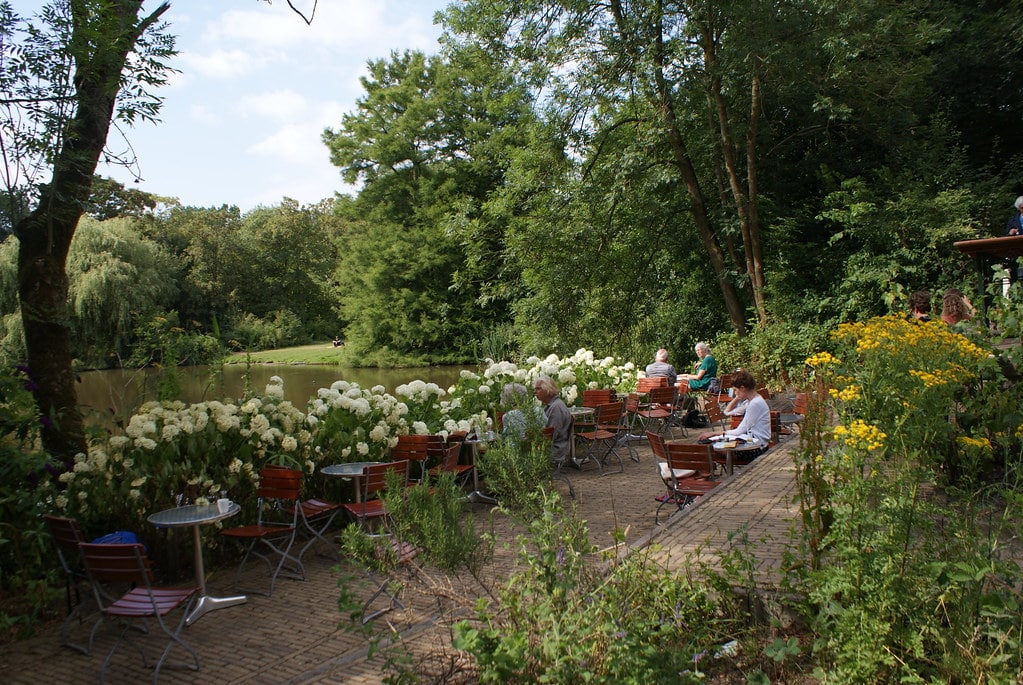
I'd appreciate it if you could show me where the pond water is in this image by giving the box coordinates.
[76,364,468,423]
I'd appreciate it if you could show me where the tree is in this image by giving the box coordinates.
[323,50,535,360]
[0,0,174,462]
[440,0,941,336]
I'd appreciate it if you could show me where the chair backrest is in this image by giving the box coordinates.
[361,460,410,501]
[637,376,668,393]
[757,387,771,401]
[704,399,727,433]
[582,389,614,407]
[594,401,624,427]
[79,542,152,586]
[665,442,714,478]
[647,386,676,406]
[434,443,463,473]
[43,514,86,574]
[392,434,433,461]
[258,466,302,500]
[645,431,669,460]
[624,392,640,413]
[792,392,808,416]
[717,373,735,391]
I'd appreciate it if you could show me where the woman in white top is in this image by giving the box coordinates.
[699,370,772,445]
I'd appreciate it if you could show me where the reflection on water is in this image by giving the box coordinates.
[77,364,468,426]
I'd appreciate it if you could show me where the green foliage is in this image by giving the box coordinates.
[452,493,725,683]
[0,365,52,594]
[475,438,552,517]
[383,472,492,576]
[713,320,830,392]
[792,316,1023,681]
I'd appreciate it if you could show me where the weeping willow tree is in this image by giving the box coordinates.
[68,217,179,366]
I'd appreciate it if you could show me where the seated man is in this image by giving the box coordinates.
[644,347,677,388]
[533,375,573,465]
[680,341,718,393]
[698,370,771,447]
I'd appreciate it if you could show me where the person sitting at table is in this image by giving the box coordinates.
[697,370,771,446]
[644,347,677,388]
[908,290,932,323]
[500,382,545,443]
[680,341,718,392]
[941,288,975,328]
[533,375,574,466]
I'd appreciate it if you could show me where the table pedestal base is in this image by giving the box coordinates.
[466,490,498,505]
[185,593,247,626]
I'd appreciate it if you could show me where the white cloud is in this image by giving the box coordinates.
[187,103,221,126]
[177,48,267,79]
[238,90,308,122]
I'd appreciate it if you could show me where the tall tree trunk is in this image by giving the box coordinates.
[642,0,748,335]
[13,0,169,465]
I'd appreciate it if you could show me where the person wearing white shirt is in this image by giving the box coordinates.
[698,370,771,445]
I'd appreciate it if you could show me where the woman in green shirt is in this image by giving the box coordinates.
[682,341,717,391]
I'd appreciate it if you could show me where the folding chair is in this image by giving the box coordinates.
[390,434,434,483]
[428,440,473,488]
[648,433,719,524]
[341,460,414,622]
[43,514,99,655]
[342,460,410,532]
[220,466,304,597]
[291,496,345,563]
[78,542,200,683]
[574,401,624,475]
[633,386,676,436]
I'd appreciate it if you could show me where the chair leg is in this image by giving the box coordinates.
[298,511,342,563]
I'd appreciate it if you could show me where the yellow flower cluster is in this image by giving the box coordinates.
[805,351,840,367]
[832,420,887,452]
[834,316,988,366]
[828,384,862,402]
[956,435,992,451]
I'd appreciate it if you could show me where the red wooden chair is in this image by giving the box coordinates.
[648,433,719,523]
[342,460,410,531]
[43,514,99,655]
[574,401,625,475]
[391,434,435,483]
[220,466,304,596]
[79,542,200,682]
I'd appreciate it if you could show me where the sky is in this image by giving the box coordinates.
[80,0,452,213]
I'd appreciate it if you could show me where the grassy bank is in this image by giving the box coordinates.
[224,342,348,365]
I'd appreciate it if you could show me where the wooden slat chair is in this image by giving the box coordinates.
[391,434,434,483]
[290,495,345,564]
[574,400,625,475]
[342,460,411,532]
[633,385,676,436]
[43,514,100,655]
[779,392,808,432]
[647,433,719,524]
[582,388,614,407]
[428,440,473,488]
[340,460,415,623]
[220,466,305,597]
[79,542,200,683]
[703,396,730,436]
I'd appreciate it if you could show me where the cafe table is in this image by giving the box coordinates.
[148,501,247,626]
[711,438,765,476]
[321,461,383,502]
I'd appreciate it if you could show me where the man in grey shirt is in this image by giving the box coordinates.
[644,348,677,387]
